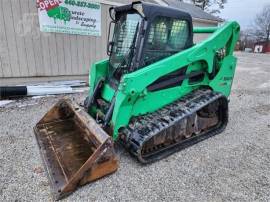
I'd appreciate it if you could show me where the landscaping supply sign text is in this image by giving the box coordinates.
[37,0,101,36]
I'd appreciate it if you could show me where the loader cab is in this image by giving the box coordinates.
[107,1,193,83]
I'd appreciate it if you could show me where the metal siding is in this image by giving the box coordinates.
[11,0,28,77]
[40,32,53,76]
[21,0,37,77]
[0,0,11,78]
[1,0,18,77]
[62,34,72,75]
[0,1,111,79]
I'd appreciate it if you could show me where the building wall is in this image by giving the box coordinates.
[0,0,111,81]
[0,0,218,84]
[254,42,270,53]
[265,44,270,53]
[193,20,218,43]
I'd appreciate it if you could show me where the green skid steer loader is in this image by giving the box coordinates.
[34,1,240,200]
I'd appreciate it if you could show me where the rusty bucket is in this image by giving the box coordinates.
[34,99,118,200]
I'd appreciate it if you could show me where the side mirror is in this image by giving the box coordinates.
[107,41,114,56]
[107,21,115,56]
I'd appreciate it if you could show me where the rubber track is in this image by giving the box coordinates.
[120,89,228,163]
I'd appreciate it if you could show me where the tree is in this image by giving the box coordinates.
[253,4,270,42]
[239,29,257,50]
[184,0,227,14]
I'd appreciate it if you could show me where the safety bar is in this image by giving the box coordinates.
[193,27,218,33]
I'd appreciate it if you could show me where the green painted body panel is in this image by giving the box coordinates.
[89,59,109,96]
[88,21,240,140]
[193,27,218,33]
[101,84,115,102]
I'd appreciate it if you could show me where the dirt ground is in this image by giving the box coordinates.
[0,52,270,201]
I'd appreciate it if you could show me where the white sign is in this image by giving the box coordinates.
[37,0,101,36]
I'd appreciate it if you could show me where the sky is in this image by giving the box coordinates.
[219,0,270,29]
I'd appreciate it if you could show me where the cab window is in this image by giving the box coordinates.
[143,16,189,66]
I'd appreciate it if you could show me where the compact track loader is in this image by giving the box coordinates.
[34,1,240,200]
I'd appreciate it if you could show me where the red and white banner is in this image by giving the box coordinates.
[37,0,63,11]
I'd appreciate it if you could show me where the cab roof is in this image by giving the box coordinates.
[112,1,192,22]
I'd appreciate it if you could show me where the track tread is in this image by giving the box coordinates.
[120,88,228,163]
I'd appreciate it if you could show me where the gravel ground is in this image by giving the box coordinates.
[0,52,270,202]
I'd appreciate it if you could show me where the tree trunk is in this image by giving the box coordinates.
[267,25,270,42]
